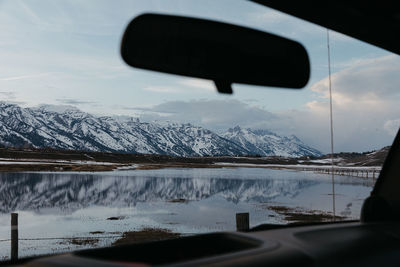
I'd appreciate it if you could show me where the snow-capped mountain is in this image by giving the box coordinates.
[221,126,322,157]
[0,102,245,157]
[0,102,321,157]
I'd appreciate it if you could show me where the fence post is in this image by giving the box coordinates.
[11,213,18,261]
[236,213,249,232]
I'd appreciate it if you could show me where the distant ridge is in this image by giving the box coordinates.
[0,102,321,157]
[221,126,322,157]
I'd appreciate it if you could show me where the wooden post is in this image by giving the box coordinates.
[236,213,249,232]
[11,213,18,261]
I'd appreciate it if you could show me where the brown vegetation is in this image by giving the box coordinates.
[89,231,105,234]
[59,237,100,247]
[0,163,117,172]
[112,228,180,246]
[0,146,386,172]
[107,216,125,220]
[267,205,346,224]
[167,198,189,203]
[0,147,299,165]
[69,238,99,246]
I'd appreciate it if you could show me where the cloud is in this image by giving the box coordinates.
[16,0,42,25]
[178,78,215,91]
[5,0,123,37]
[328,30,354,43]
[36,104,81,113]
[135,99,278,132]
[142,78,216,94]
[1,100,27,106]
[0,91,16,99]
[253,10,289,24]
[143,86,182,94]
[248,7,354,43]
[56,98,96,105]
[0,72,53,81]
[247,7,324,40]
[298,54,400,152]
[384,119,400,137]
[311,55,400,101]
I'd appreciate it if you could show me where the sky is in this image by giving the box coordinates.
[0,0,399,153]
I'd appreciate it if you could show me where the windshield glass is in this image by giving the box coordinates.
[0,0,397,260]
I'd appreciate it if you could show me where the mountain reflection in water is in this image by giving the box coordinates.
[0,168,374,214]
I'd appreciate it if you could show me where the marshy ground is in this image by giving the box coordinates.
[266,205,346,224]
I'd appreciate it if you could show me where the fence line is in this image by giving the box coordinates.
[294,166,381,179]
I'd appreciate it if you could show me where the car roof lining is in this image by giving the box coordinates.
[251,1,400,56]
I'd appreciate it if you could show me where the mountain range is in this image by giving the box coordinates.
[0,102,322,157]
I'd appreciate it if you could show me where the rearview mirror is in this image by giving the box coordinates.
[121,14,310,94]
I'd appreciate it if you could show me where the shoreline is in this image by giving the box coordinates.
[0,159,381,175]
[0,147,383,173]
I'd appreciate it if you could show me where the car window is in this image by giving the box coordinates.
[0,0,397,260]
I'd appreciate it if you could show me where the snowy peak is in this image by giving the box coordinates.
[0,103,321,157]
[34,104,82,114]
[221,126,322,157]
[0,103,245,157]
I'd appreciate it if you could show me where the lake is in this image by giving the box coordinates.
[0,167,374,259]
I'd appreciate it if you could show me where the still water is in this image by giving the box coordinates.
[0,167,374,259]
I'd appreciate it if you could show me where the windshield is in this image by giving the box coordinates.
[0,0,397,260]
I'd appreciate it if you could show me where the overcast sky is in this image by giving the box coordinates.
[0,0,398,153]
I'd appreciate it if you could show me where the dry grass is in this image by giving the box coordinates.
[0,161,265,172]
[135,163,223,170]
[135,163,299,171]
[0,163,118,172]
[107,216,125,220]
[0,147,319,172]
[267,205,346,224]
[89,231,105,234]
[59,237,100,246]
[112,228,180,246]
[69,238,99,246]
[167,198,188,203]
